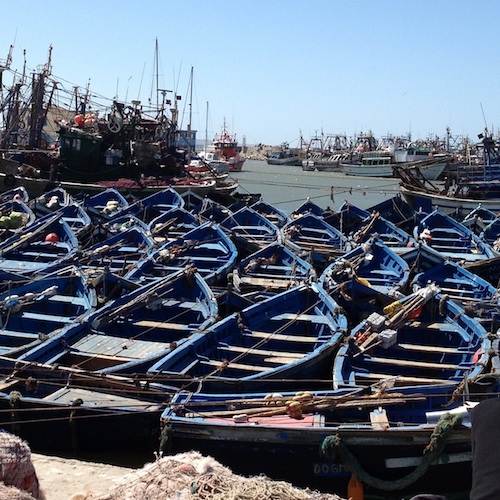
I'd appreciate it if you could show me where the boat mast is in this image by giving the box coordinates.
[204,101,209,154]
[188,66,193,132]
[155,37,160,114]
[28,45,52,149]
[0,44,13,89]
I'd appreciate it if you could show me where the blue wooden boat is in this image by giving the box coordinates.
[325,202,416,252]
[250,199,289,228]
[147,282,348,392]
[413,209,497,262]
[148,206,199,244]
[53,202,92,239]
[94,213,150,238]
[0,265,96,358]
[0,186,29,203]
[0,375,164,453]
[480,216,500,249]
[398,241,447,286]
[320,237,410,297]
[114,187,185,224]
[180,188,206,213]
[86,267,140,307]
[221,205,281,256]
[460,204,499,235]
[195,197,233,224]
[232,241,314,294]
[29,186,77,217]
[159,383,489,495]
[281,213,350,270]
[82,187,130,223]
[332,284,491,390]
[0,197,36,241]
[75,225,155,277]
[0,212,79,275]
[366,194,420,230]
[126,221,238,286]
[411,259,500,326]
[290,198,325,219]
[13,267,218,375]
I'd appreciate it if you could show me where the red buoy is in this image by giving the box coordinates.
[45,233,59,243]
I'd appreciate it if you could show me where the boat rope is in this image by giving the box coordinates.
[201,293,345,378]
[351,212,380,243]
[320,412,464,491]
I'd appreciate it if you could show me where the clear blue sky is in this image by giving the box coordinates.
[1,0,498,147]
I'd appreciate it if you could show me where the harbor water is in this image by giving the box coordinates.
[230,159,402,214]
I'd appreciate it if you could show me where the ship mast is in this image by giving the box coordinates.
[204,101,209,155]
[28,45,52,149]
[187,66,193,132]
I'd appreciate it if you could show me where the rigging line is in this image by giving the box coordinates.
[0,407,161,427]
[205,294,336,375]
[237,177,398,192]
[0,359,168,392]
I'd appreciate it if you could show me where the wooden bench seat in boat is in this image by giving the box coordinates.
[271,312,331,324]
[362,355,470,371]
[353,371,456,385]
[161,299,207,311]
[408,321,459,332]
[242,271,298,279]
[244,330,318,343]
[238,277,298,287]
[0,329,40,340]
[218,343,303,359]
[70,333,171,359]
[132,320,193,331]
[16,251,68,260]
[42,386,162,409]
[198,358,268,373]
[47,295,90,307]
[362,277,400,286]
[20,311,74,323]
[397,343,478,354]
[443,277,477,286]
[438,287,477,296]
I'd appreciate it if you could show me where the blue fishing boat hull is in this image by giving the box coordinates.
[148,282,348,392]
[10,268,218,375]
[159,382,495,496]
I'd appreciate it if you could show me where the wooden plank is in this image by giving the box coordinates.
[271,313,330,324]
[354,372,454,385]
[264,356,301,364]
[132,320,192,330]
[20,311,72,323]
[47,295,89,306]
[246,331,317,343]
[398,343,476,354]
[178,358,199,375]
[411,321,458,332]
[366,356,466,371]
[199,359,268,373]
[0,330,40,339]
[218,344,303,358]
[17,251,66,259]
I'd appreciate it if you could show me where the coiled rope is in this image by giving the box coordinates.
[320,412,464,491]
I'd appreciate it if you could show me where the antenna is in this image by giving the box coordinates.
[480,102,488,134]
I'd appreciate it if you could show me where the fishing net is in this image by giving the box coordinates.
[80,451,345,500]
[0,431,45,499]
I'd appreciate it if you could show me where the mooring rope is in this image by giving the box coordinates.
[320,412,464,491]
